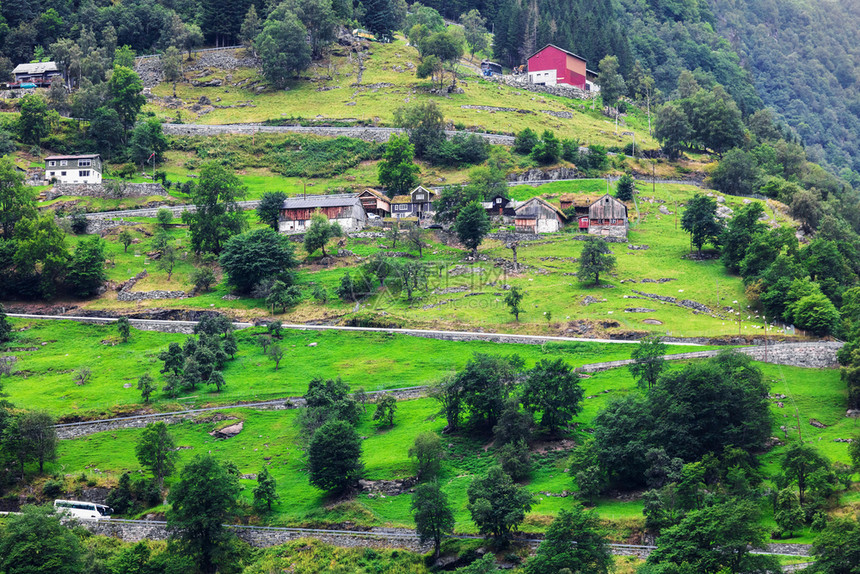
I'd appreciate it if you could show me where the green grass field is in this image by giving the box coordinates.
[3,317,713,418]
[47,353,855,542]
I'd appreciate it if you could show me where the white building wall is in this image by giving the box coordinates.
[45,160,102,185]
[535,217,561,233]
[528,70,557,86]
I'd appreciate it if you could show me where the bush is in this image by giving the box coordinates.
[69,209,88,234]
[425,134,489,167]
[42,478,64,498]
[514,128,539,155]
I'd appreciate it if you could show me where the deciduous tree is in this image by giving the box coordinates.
[503,285,524,321]
[220,228,297,293]
[303,211,342,257]
[256,191,287,230]
[256,9,311,87]
[629,336,667,391]
[681,194,721,255]
[167,455,240,574]
[253,466,279,511]
[577,238,616,285]
[0,505,83,574]
[308,419,363,493]
[378,134,420,198]
[135,422,177,487]
[524,505,612,574]
[521,358,583,434]
[455,201,491,257]
[409,432,443,481]
[372,394,397,427]
[184,163,247,254]
[412,480,455,558]
[467,466,534,547]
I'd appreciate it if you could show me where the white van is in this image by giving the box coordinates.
[54,499,112,520]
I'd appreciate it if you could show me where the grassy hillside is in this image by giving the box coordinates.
[61,180,793,339]
[144,40,657,150]
[46,351,855,543]
[3,318,711,418]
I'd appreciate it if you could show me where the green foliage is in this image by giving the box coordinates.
[19,94,50,145]
[615,174,635,201]
[0,159,35,240]
[455,353,523,429]
[256,191,287,230]
[709,148,760,196]
[467,465,533,547]
[513,128,539,155]
[135,421,177,486]
[596,55,627,107]
[308,419,363,493]
[812,517,860,574]
[628,335,667,391]
[220,228,297,294]
[65,237,106,298]
[782,442,830,506]
[455,201,490,256]
[409,432,443,482]
[577,238,616,285]
[0,505,83,574]
[256,7,312,87]
[372,394,397,427]
[521,358,583,434]
[156,208,173,228]
[183,162,247,254]
[681,194,721,254]
[531,130,561,165]
[788,290,839,336]
[301,376,362,434]
[654,102,691,159]
[524,505,612,574]
[253,466,280,511]
[645,500,779,574]
[137,372,155,403]
[412,480,455,558]
[167,454,240,574]
[496,438,531,481]
[774,488,804,537]
[503,285,524,321]
[190,266,216,292]
[0,303,12,344]
[303,211,343,257]
[394,101,445,159]
[108,65,146,130]
[130,117,169,165]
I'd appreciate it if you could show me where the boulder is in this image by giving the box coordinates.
[210,421,243,439]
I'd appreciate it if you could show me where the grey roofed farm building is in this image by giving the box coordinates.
[279,194,367,234]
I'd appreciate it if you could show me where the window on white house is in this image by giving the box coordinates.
[78,160,91,167]
[48,161,56,166]
[49,171,55,176]
[60,160,67,166]
[79,170,90,177]
[61,171,66,176]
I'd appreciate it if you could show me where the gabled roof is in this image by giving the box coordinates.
[13,62,59,75]
[588,193,626,208]
[358,188,390,202]
[527,44,587,64]
[514,196,568,220]
[281,194,361,210]
[411,185,436,197]
[45,153,100,161]
[391,195,413,204]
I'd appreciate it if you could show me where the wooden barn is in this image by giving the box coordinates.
[586,194,628,238]
[514,197,567,233]
[358,188,391,217]
[279,194,367,234]
[527,44,588,90]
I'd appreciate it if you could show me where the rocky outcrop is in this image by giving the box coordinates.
[507,167,579,182]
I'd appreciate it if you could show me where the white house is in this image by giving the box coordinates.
[45,154,103,185]
[279,194,367,234]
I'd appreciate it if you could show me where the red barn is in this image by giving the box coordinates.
[527,44,587,89]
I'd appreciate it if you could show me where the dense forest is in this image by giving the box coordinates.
[708,0,860,177]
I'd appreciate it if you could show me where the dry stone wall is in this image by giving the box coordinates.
[485,75,590,100]
[161,123,516,145]
[46,182,165,201]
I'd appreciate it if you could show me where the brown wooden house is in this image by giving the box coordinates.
[358,188,391,218]
[279,194,367,234]
[586,194,628,238]
[514,197,567,233]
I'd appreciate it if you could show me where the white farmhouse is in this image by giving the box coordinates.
[45,154,103,185]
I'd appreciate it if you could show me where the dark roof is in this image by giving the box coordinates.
[281,194,361,210]
[527,44,587,64]
[45,154,100,160]
[13,62,59,75]
[359,188,389,202]
[514,196,568,220]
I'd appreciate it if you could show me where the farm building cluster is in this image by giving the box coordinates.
[278,188,628,238]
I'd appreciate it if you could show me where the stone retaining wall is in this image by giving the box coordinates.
[485,75,590,100]
[162,124,516,145]
[576,342,842,373]
[46,182,166,201]
[507,167,579,182]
